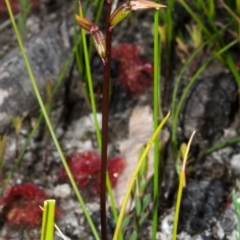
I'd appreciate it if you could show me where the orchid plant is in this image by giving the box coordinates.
[75,1,166,239]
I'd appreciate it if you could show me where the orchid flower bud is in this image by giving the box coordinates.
[129,0,166,11]
[92,30,106,59]
[110,0,166,27]
[110,2,131,27]
[75,15,97,32]
[75,15,106,60]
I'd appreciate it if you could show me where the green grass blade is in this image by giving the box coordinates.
[178,0,211,37]
[205,136,240,155]
[172,131,195,240]
[41,200,55,240]
[78,3,102,151]
[152,6,161,240]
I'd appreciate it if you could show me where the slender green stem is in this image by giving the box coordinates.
[79,4,102,150]
[152,7,160,240]
[5,1,100,239]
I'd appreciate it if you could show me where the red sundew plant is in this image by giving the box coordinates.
[111,43,153,94]
[0,183,53,227]
[58,151,125,194]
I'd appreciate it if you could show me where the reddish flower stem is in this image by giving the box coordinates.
[100,0,113,239]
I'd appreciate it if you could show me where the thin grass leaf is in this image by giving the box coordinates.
[205,135,240,154]
[130,230,138,240]
[152,3,163,239]
[122,216,131,230]
[77,1,101,150]
[17,0,31,38]
[139,212,149,226]
[219,0,240,25]
[237,0,240,15]
[142,194,151,213]
[135,196,142,217]
[138,146,148,177]
[178,0,211,37]
[140,175,152,193]
[172,131,195,240]
[41,200,55,240]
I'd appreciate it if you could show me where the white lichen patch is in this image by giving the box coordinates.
[0,88,9,105]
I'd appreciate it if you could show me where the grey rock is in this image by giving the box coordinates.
[0,20,71,134]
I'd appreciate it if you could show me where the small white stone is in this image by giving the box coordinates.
[160,211,174,236]
[230,154,240,175]
[24,152,32,161]
[52,151,60,161]
[56,127,64,137]
[20,128,28,135]
[82,140,92,150]
[53,184,71,198]
[156,232,168,240]
[16,178,22,184]
[0,89,9,105]
[212,147,232,163]
[214,221,225,239]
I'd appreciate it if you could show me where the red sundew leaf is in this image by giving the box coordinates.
[58,151,102,190]
[107,157,126,187]
[111,43,153,94]
[1,183,47,203]
[90,157,126,194]
[0,183,55,227]
[59,151,101,181]
[4,202,43,227]
[58,151,125,195]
